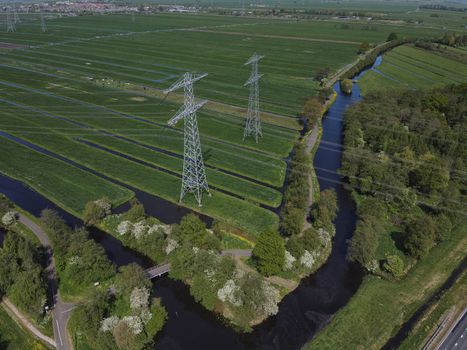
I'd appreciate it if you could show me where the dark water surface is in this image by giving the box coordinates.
[0,59,379,350]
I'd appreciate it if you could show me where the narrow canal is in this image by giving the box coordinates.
[0,57,382,349]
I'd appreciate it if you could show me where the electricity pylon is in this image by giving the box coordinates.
[6,7,15,32]
[131,12,135,22]
[243,53,264,143]
[13,8,20,23]
[164,72,210,207]
[40,12,47,33]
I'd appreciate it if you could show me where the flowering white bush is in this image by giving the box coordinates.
[130,287,150,310]
[131,221,148,239]
[117,221,132,235]
[366,259,379,274]
[165,239,178,255]
[140,309,152,325]
[95,198,112,216]
[300,250,315,269]
[260,282,280,316]
[217,279,242,306]
[67,255,80,266]
[284,250,296,270]
[148,224,172,235]
[121,316,143,335]
[318,228,331,246]
[100,316,119,332]
[1,211,17,226]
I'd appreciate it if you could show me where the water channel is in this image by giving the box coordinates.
[0,57,383,349]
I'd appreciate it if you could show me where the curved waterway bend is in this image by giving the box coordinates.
[0,58,381,349]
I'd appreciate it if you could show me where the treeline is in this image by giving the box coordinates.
[342,84,466,278]
[341,38,411,80]
[420,4,467,12]
[0,196,47,322]
[281,142,311,236]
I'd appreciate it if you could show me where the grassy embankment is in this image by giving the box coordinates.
[0,307,49,350]
[398,270,466,350]
[305,222,467,350]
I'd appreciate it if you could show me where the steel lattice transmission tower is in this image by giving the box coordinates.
[243,53,264,143]
[164,72,210,207]
[40,12,47,33]
[13,8,20,23]
[6,7,15,32]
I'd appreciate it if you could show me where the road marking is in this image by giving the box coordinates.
[61,306,75,314]
[55,319,63,346]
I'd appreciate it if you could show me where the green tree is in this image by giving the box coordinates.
[404,216,436,258]
[314,67,331,82]
[176,214,207,245]
[409,155,449,194]
[340,79,353,94]
[115,263,151,297]
[358,41,370,54]
[123,202,145,222]
[347,217,379,269]
[280,205,304,236]
[83,201,107,225]
[311,189,338,227]
[253,230,285,276]
[387,32,398,41]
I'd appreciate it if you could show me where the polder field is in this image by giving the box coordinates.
[0,12,455,235]
[359,44,467,94]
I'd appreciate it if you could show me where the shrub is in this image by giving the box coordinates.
[383,255,405,279]
[253,230,285,276]
[1,211,17,226]
[387,32,398,41]
[347,217,379,270]
[404,216,436,259]
[358,41,370,54]
[123,202,145,222]
[83,201,107,225]
[340,79,353,94]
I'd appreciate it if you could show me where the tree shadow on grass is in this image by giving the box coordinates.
[390,230,406,252]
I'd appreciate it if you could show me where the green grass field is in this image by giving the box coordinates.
[359,44,467,94]
[0,13,454,234]
[0,307,49,350]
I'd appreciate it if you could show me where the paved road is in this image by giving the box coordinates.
[19,214,74,350]
[437,308,467,350]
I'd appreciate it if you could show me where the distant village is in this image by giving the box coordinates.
[3,1,202,15]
